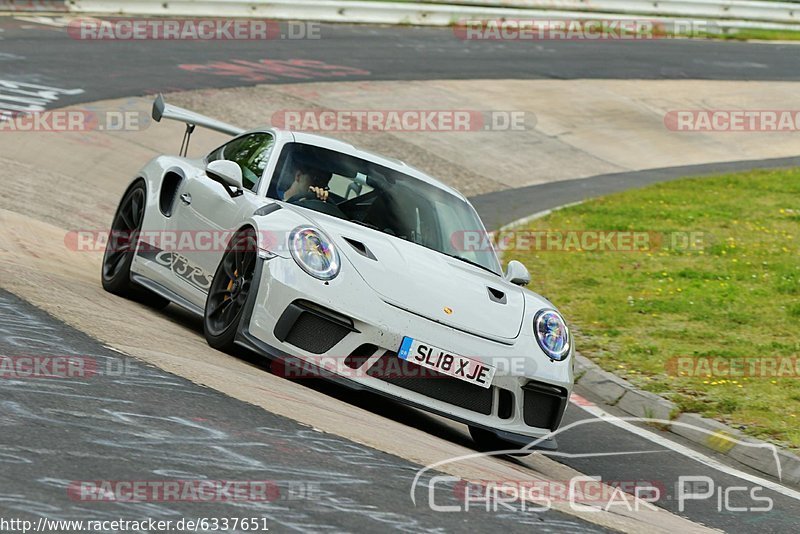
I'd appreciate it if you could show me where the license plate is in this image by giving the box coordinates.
[397,337,495,389]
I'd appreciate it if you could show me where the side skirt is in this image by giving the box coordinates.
[130,273,205,317]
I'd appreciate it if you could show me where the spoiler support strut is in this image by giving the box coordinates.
[179,123,195,157]
[151,94,245,156]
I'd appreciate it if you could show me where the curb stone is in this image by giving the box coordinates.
[574,353,800,488]
[615,387,675,422]
[573,365,629,405]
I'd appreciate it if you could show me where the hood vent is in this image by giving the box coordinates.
[343,237,377,261]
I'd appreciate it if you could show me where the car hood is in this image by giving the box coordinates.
[299,211,525,341]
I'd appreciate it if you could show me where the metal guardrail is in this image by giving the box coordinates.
[58,0,800,31]
[423,0,800,24]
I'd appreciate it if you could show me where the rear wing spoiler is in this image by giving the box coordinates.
[151,94,244,136]
[152,94,245,156]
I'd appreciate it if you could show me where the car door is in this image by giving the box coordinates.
[167,132,276,307]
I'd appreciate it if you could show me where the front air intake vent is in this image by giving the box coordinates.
[522,381,568,430]
[344,237,377,261]
[487,287,507,304]
[274,301,357,354]
[497,388,515,419]
[344,344,379,369]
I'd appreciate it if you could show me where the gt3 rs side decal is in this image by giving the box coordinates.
[138,246,213,292]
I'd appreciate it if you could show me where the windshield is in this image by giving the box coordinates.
[267,142,502,275]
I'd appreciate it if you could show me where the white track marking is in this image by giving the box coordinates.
[569,393,800,501]
[14,16,72,28]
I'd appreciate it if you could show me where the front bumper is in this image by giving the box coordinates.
[239,255,574,446]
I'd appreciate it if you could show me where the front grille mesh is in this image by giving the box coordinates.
[522,383,568,430]
[284,312,350,354]
[367,352,493,415]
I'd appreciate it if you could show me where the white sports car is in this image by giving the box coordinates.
[101,95,574,452]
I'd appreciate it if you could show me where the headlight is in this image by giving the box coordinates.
[534,309,570,361]
[289,226,340,280]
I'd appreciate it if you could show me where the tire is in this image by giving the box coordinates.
[203,227,258,351]
[468,426,532,457]
[101,180,169,309]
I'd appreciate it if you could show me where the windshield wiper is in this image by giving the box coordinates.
[447,254,500,276]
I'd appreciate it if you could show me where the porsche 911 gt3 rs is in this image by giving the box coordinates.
[101,95,574,452]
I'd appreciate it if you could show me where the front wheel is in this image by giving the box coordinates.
[101,181,169,308]
[203,227,258,351]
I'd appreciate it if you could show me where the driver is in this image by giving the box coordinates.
[281,163,332,202]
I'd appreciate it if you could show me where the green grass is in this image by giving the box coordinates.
[506,168,800,451]
[687,28,800,41]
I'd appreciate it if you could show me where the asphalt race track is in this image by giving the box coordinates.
[1,15,800,533]
[473,156,800,230]
[0,290,612,533]
[3,18,800,109]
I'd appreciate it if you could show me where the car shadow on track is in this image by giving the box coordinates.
[152,301,501,458]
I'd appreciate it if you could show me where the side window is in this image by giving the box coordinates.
[207,133,274,192]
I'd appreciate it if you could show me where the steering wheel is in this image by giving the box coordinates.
[285,191,331,204]
[285,190,349,219]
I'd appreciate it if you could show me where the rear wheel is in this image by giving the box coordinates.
[468,426,532,457]
[101,181,169,308]
[203,227,258,351]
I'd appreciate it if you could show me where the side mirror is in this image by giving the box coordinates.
[206,160,243,191]
[505,260,530,286]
